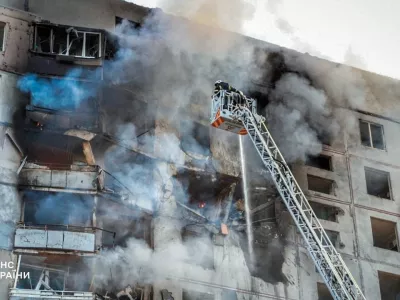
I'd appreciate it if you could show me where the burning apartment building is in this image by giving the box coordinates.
[0,0,399,299]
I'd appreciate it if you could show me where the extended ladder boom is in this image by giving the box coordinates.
[210,89,366,300]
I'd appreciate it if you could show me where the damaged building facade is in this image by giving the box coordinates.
[0,0,399,299]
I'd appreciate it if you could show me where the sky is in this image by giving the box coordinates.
[126,0,400,80]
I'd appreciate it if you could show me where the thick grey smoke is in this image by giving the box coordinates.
[265,72,340,162]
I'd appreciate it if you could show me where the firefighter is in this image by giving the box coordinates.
[214,80,246,107]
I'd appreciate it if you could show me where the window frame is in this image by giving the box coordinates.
[307,174,335,195]
[33,25,102,58]
[309,201,339,223]
[359,119,386,150]
[0,22,6,52]
[370,217,399,252]
[364,167,392,200]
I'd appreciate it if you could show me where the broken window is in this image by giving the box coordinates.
[359,120,385,150]
[365,167,391,200]
[378,271,400,300]
[0,22,5,52]
[307,174,334,195]
[306,154,332,171]
[33,25,101,58]
[309,201,338,222]
[182,290,214,300]
[34,26,52,53]
[371,217,398,251]
[52,27,68,55]
[317,282,334,300]
[104,32,119,60]
[68,31,84,56]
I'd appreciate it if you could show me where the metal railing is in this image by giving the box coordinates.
[9,288,95,299]
[15,223,116,249]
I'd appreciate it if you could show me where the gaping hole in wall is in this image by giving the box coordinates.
[309,201,339,222]
[365,167,391,200]
[317,282,334,300]
[307,174,334,195]
[181,225,214,270]
[370,217,398,251]
[182,290,214,300]
[23,192,93,227]
[97,198,152,247]
[17,255,92,292]
[174,170,237,220]
[21,132,89,166]
[359,120,385,150]
[306,154,332,171]
[378,271,400,300]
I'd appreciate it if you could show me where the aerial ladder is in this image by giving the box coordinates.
[210,82,367,300]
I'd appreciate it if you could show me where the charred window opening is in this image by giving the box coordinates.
[23,192,93,227]
[378,271,400,300]
[306,154,332,171]
[359,120,385,150]
[33,24,102,58]
[116,16,141,29]
[317,282,334,300]
[52,27,68,55]
[179,120,211,158]
[104,32,119,60]
[365,167,391,200]
[181,226,214,270]
[324,230,340,248]
[267,52,287,87]
[247,90,269,114]
[371,217,398,251]
[317,132,332,146]
[307,174,334,195]
[0,22,5,52]
[35,26,52,53]
[68,31,84,56]
[182,289,214,300]
[309,201,339,222]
